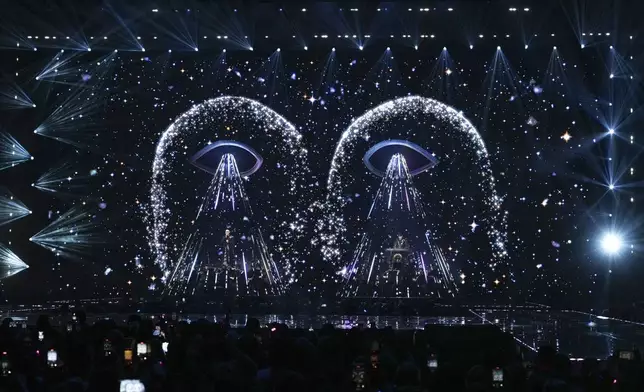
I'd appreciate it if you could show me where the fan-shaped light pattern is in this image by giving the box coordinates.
[33,162,94,198]
[0,188,31,226]
[0,132,33,171]
[0,243,29,270]
[30,206,104,259]
[0,83,36,109]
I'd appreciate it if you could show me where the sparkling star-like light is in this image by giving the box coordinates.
[561,131,572,142]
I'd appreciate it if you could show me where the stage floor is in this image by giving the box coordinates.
[3,307,643,359]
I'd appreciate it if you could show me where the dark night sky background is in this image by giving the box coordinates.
[0,0,642,309]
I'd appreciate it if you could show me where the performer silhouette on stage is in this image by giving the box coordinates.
[221,229,236,270]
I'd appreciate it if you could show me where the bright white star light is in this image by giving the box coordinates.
[609,128,615,135]
[600,233,623,255]
[470,221,478,232]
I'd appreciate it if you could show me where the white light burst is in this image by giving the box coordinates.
[0,82,36,109]
[33,162,94,198]
[0,243,28,278]
[0,132,33,171]
[600,232,623,255]
[30,206,104,259]
[0,188,31,226]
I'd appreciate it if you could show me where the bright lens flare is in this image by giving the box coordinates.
[600,233,623,255]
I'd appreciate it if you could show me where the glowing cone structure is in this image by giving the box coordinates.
[341,153,458,298]
[164,153,283,297]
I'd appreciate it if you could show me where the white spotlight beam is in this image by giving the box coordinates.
[30,206,104,259]
[0,132,33,171]
[0,188,31,226]
[0,83,36,109]
[0,243,28,270]
[33,162,94,198]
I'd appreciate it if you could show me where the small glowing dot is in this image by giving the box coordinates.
[553,46,557,50]
[359,45,363,50]
[332,47,335,51]
[277,48,281,52]
[581,44,585,48]
[525,44,528,49]
[304,46,308,50]
[609,128,615,134]
[497,46,501,50]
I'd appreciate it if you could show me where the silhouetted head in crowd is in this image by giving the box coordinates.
[537,345,557,370]
[466,365,492,392]
[74,310,87,325]
[245,317,260,335]
[395,361,421,388]
[36,315,52,332]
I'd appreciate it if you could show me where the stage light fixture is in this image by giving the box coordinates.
[525,45,529,49]
[609,128,615,134]
[304,46,308,50]
[359,45,363,50]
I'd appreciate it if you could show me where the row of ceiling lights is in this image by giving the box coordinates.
[24,32,622,41]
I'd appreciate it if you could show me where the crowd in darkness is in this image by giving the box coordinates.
[0,311,641,391]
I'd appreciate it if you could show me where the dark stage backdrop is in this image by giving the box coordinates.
[0,39,640,307]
